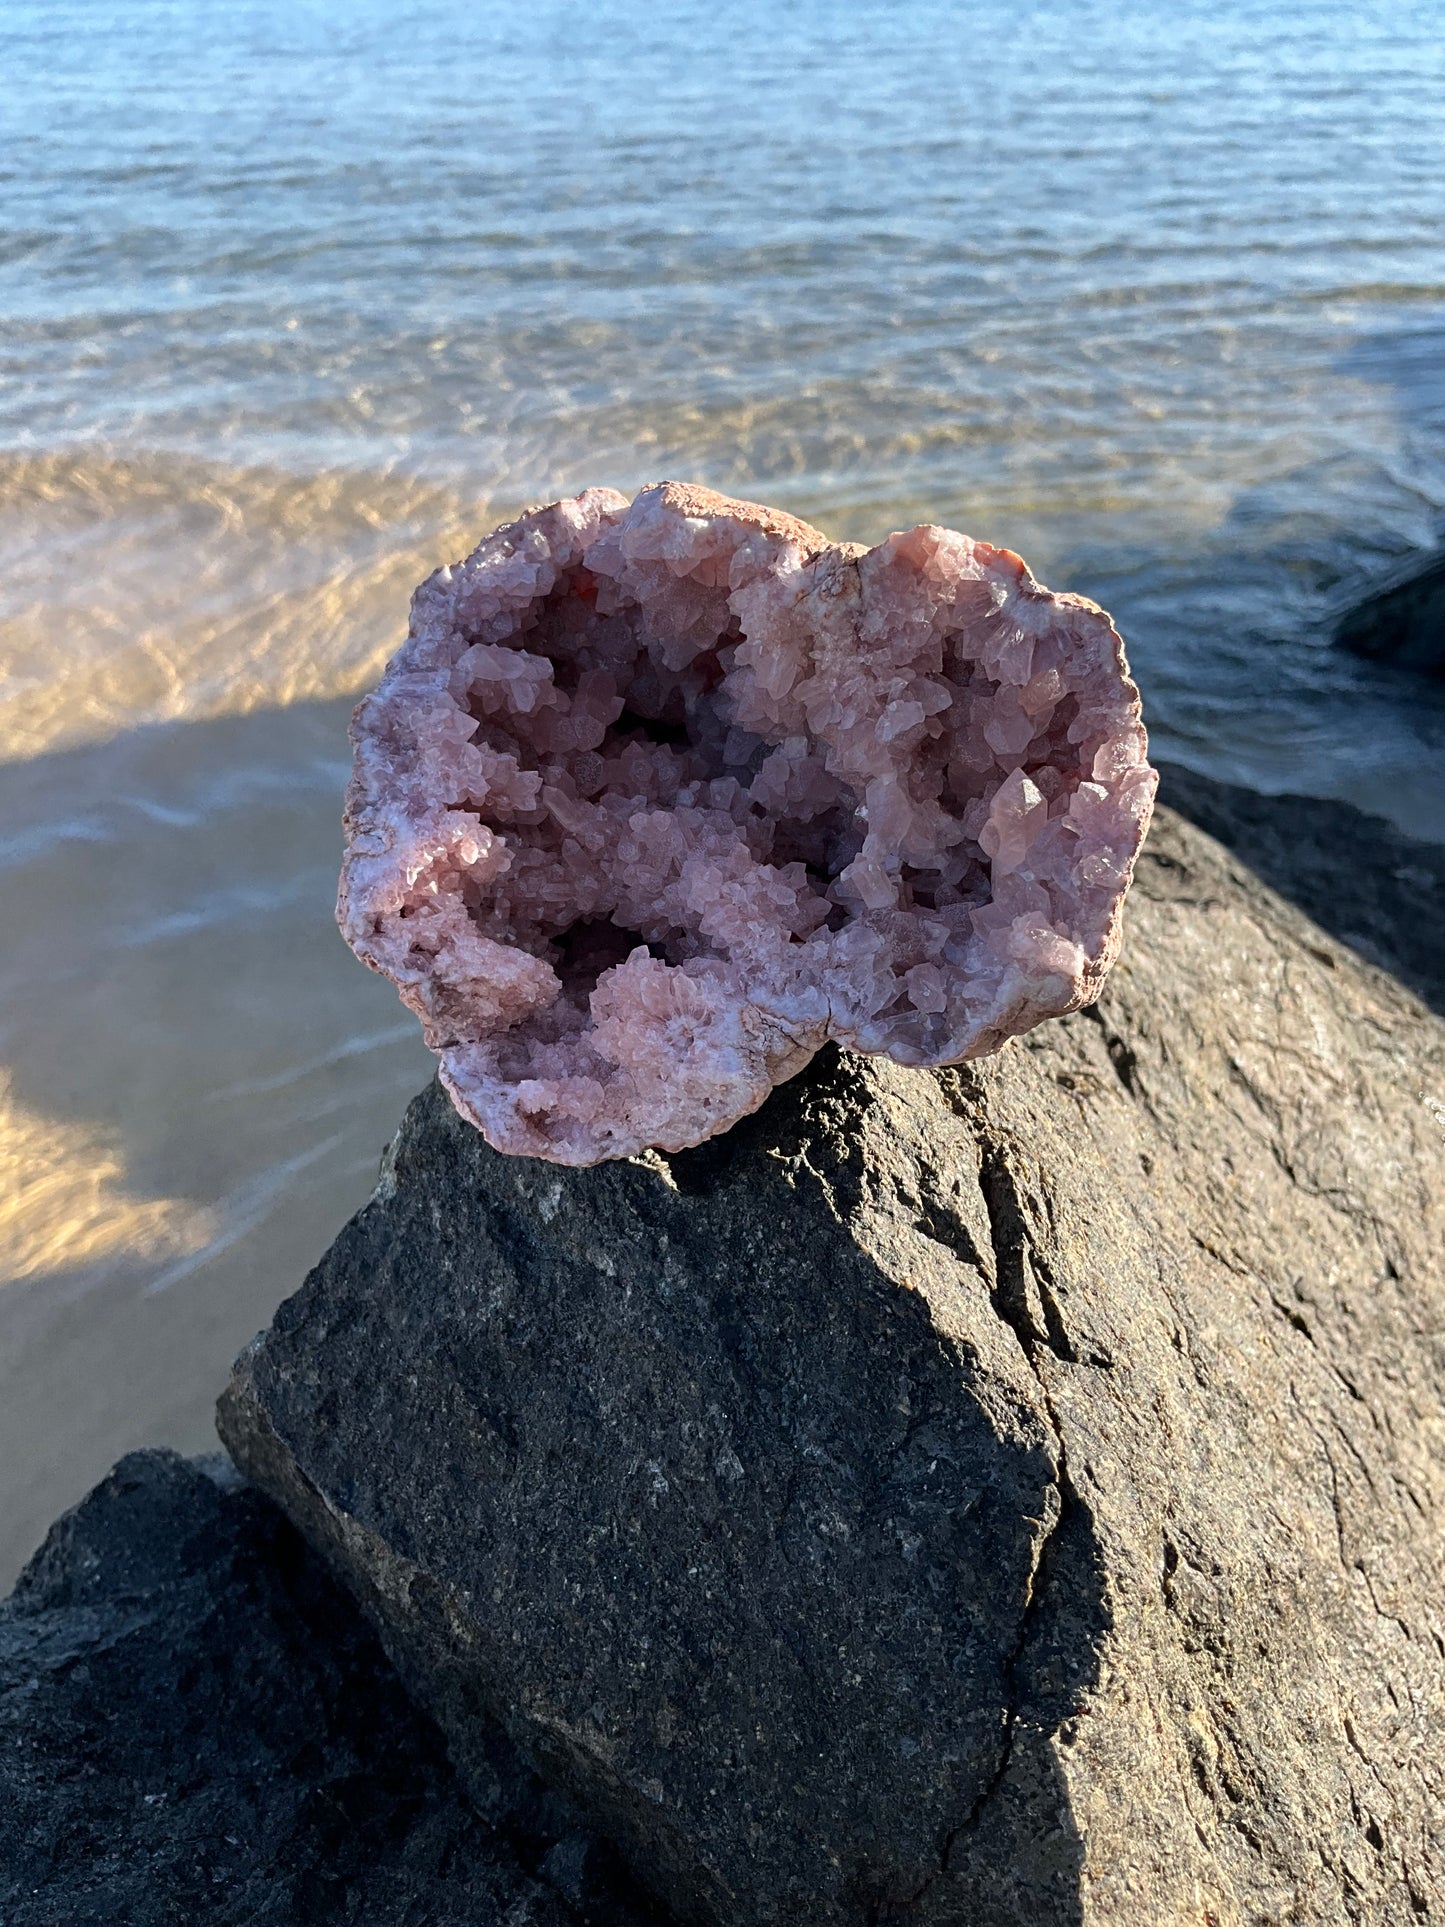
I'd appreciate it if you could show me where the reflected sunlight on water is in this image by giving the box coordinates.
[0,1070,219,1285]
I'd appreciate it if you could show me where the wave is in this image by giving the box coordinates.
[0,447,494,763]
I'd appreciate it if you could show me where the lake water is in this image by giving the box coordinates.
[3,0,1444,1581]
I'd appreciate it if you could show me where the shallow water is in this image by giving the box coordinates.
[3,0,1445,1579]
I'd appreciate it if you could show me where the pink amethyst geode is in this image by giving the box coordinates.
[339,483,1156,1165]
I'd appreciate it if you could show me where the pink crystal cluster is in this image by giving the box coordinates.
[339,483,1156,1164]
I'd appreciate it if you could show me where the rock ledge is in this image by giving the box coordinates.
[222,788,1445,1924]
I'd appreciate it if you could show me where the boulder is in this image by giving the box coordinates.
[0,1449,665,1926]
[219,793,1445,1925]
[1154,761,1445,1014]
[1333,546,1445,676]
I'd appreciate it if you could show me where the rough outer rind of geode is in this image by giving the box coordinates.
[338,483,1156,1165]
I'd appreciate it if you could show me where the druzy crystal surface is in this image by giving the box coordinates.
[339,484,1156,1164]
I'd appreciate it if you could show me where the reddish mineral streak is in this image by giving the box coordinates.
[339,483,1157,1165]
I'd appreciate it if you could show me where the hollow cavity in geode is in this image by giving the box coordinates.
[339,483,1156,1165]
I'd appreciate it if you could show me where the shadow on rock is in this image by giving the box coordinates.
[1157,761,1445,1015]
[221,795,1445,1923]
[0,1449,665,1926]
[221,1049,1111,1925]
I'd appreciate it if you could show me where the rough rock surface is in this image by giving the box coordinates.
[1156,760,1445,1015]
[223,792,1445,1925]
[339,483,1154,1164]
[0,1449,665,1927]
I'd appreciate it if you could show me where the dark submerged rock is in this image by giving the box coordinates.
[220,794,1445,1925]
[1333,543,1445,675]
[0,1449,664,1926]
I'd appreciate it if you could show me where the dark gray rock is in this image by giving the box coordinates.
[0,1449,665,1926]
[219,797,1445,1926]
[1156,760,1445,1014]
[1333,545,1445,675]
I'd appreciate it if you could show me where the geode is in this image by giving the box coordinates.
[338,483,1155,1164]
